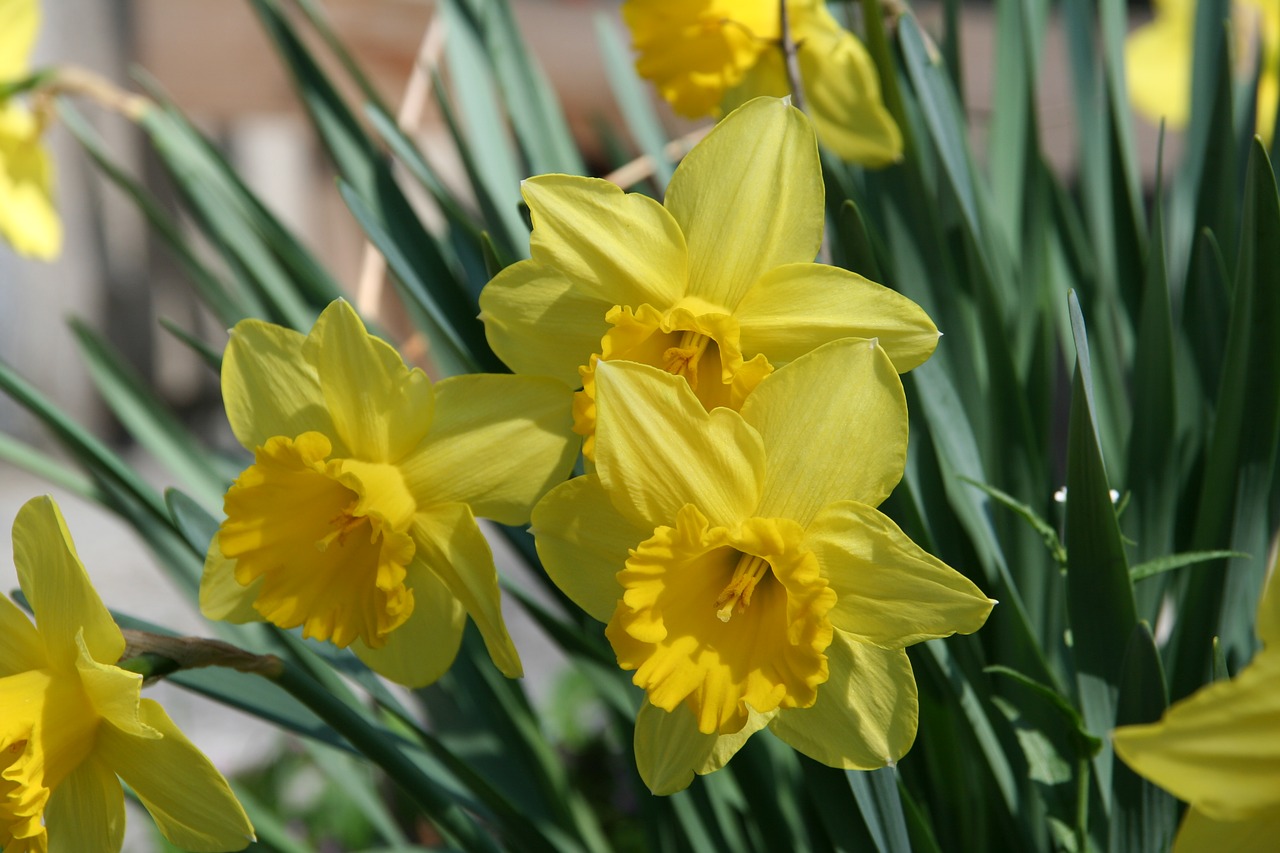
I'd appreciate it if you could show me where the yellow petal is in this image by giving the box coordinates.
[665,97,823,311]
[0,0,39,79]
[479,261,616,386]
[524,175,688,311]
[0,595,46,676]
[593,360,764,529]
[632,699,772,796]
[531,475,651,623]
[11,497,123,669]
[1125,0,1193,129]
[0,105,61,261]
[402,374,576,526]
[740,339,907,525]
[96,699,254,851]
[221,318,335,453]
[769,633,918,769]
[198,535,264,625]
[412,504,522,679]
[74,633,152,740]
[1173,806,1280,853]
[734,263,939,373]
[807,501,994,647]
[1257,548,1280,649]
[353,562,467,687]
[302,300,434,464]
[1112,652,1280,821]
[43,755,123,853]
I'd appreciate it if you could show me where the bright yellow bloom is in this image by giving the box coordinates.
[1126,0,1279,144]
[480,97,937,458]
[532,340,994,794]
[1113,558,1280,852]
[201,300,577,687]
[0,0,60,259]
[621,0,901,165]
[2,496,254,852]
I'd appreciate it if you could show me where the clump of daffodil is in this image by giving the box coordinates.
[0,0,61,259]
[1113,550,1280,852]
[1126,0,1279,144]
[532,339,995,794]
[1,496,254,851]
[620,0,901,165]
[480,97,936,458]
[200,299,577,687]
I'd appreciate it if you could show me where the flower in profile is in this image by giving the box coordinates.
[1112,555,1280,852]
[200,299,577,687]
[480,97,937,458]
[1,496,254,851]
[532,340,994,793]
[1126,0,1279,144]
[621,0,901,165]
[0,0,61,259]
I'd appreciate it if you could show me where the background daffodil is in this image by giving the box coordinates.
[1,496,254,852]
[621,0,901,165]
[1126,0,1279,144]
[1112,553,1280,852]
[480,96,937,457]
[0,0,61,259]
[201,299,578,687]
[532,339,995,794]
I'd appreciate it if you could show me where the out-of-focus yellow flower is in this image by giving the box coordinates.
[201,300,577,688]
[1,496,254,852]
[532,340,994,794]
[621,0,901,165]
[480,97,937,458]
[0,0,60,259]
[1126,0,1279,144]
[1113,557,1280,852]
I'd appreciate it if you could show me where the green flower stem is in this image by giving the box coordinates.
[117,634,500,853]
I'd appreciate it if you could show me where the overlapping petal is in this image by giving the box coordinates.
[43,757,123,853]
[402,373,576,526]
[768,633,918,769]
[221,319,333,453]
[95,701,255,852]
[665,97,823,311]
[11,497,123,670]
[1173,807,1280,853]
[197,538,263,624]
[593,359,764,528]
[412,505,522,679]
[735,264,939,373]
[807,501,995,647]
[0,595,44,676]
[302,300,434,464]
[740,338,906,525]
[352,563,467,688]
[633,700,773,796]
[531,475,651,622]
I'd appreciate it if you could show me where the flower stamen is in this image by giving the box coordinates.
[317,502,370,551]
[663,330,712,388]
[715,552,771,622]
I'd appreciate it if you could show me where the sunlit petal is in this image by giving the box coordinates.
[0,596,45,676]
[807,501,994,647]
[0,105,61,260]
[403,374,576,526]
[665,97,823,311]
[741,339,906,525]
[43,755,123,853]
[11,497,123,669]
[633,699,773,795]
[0,0,38,79]
[594,359,764,529]
[352,563,467,688]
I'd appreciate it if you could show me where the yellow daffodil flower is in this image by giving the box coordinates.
[620,0,901,165]
[1113,557,1280,852]
[2,496,254,852]
[200,300,577,687]
[0,0,60,260]
[480,97,937,458]
[532,339,995,794]
[1126,0,1279,144]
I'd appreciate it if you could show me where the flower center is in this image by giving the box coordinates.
[606,505,835,734]
[715,552,770,622]
[219,431,417,649]
[662,329,713,389]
